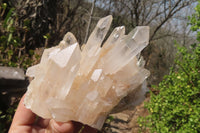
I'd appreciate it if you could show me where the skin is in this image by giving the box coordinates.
[9,94,98,133]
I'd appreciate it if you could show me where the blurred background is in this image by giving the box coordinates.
[0,0,198,132]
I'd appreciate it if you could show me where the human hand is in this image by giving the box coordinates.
[9,94,98,133]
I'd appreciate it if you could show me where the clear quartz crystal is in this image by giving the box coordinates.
[79,15,113,76]
[24,15,150,130]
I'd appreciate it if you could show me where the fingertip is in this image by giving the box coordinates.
[52,120,74,133]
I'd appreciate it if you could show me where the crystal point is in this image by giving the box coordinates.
[58,32,77,49]
[24,15,150,130]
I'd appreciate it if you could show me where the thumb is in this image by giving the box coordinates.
[46,120,74,133]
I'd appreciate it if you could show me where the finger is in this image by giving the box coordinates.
[49,120,74,133]
[11,94,36,126]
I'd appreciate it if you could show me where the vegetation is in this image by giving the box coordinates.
[0,2,38,69]
[0,102,17,132]
[138,1,200,132]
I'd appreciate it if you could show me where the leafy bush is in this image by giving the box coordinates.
[0,2,37,69]
[138,2,200,133]
[0,102,17,133]
[138,44,200,133]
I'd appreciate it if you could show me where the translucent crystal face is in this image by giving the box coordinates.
[24,15,150,130]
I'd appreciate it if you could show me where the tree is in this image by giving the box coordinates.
[138,2,200,132]
[96,0,196,40]
[8,0,86,48]
[94,0,197,84]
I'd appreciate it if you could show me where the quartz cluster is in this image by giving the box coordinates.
[24,15,150,130]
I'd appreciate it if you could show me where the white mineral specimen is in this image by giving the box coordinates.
[24,15,150,130]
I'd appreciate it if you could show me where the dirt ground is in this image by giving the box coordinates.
[101,97,150,133]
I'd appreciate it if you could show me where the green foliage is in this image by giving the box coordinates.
[188,1,200,41]
[138,44,200,133]
[0,2,36,69]
[0,103,17,133]
[106,115,114,123]
[138,2,200,132]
